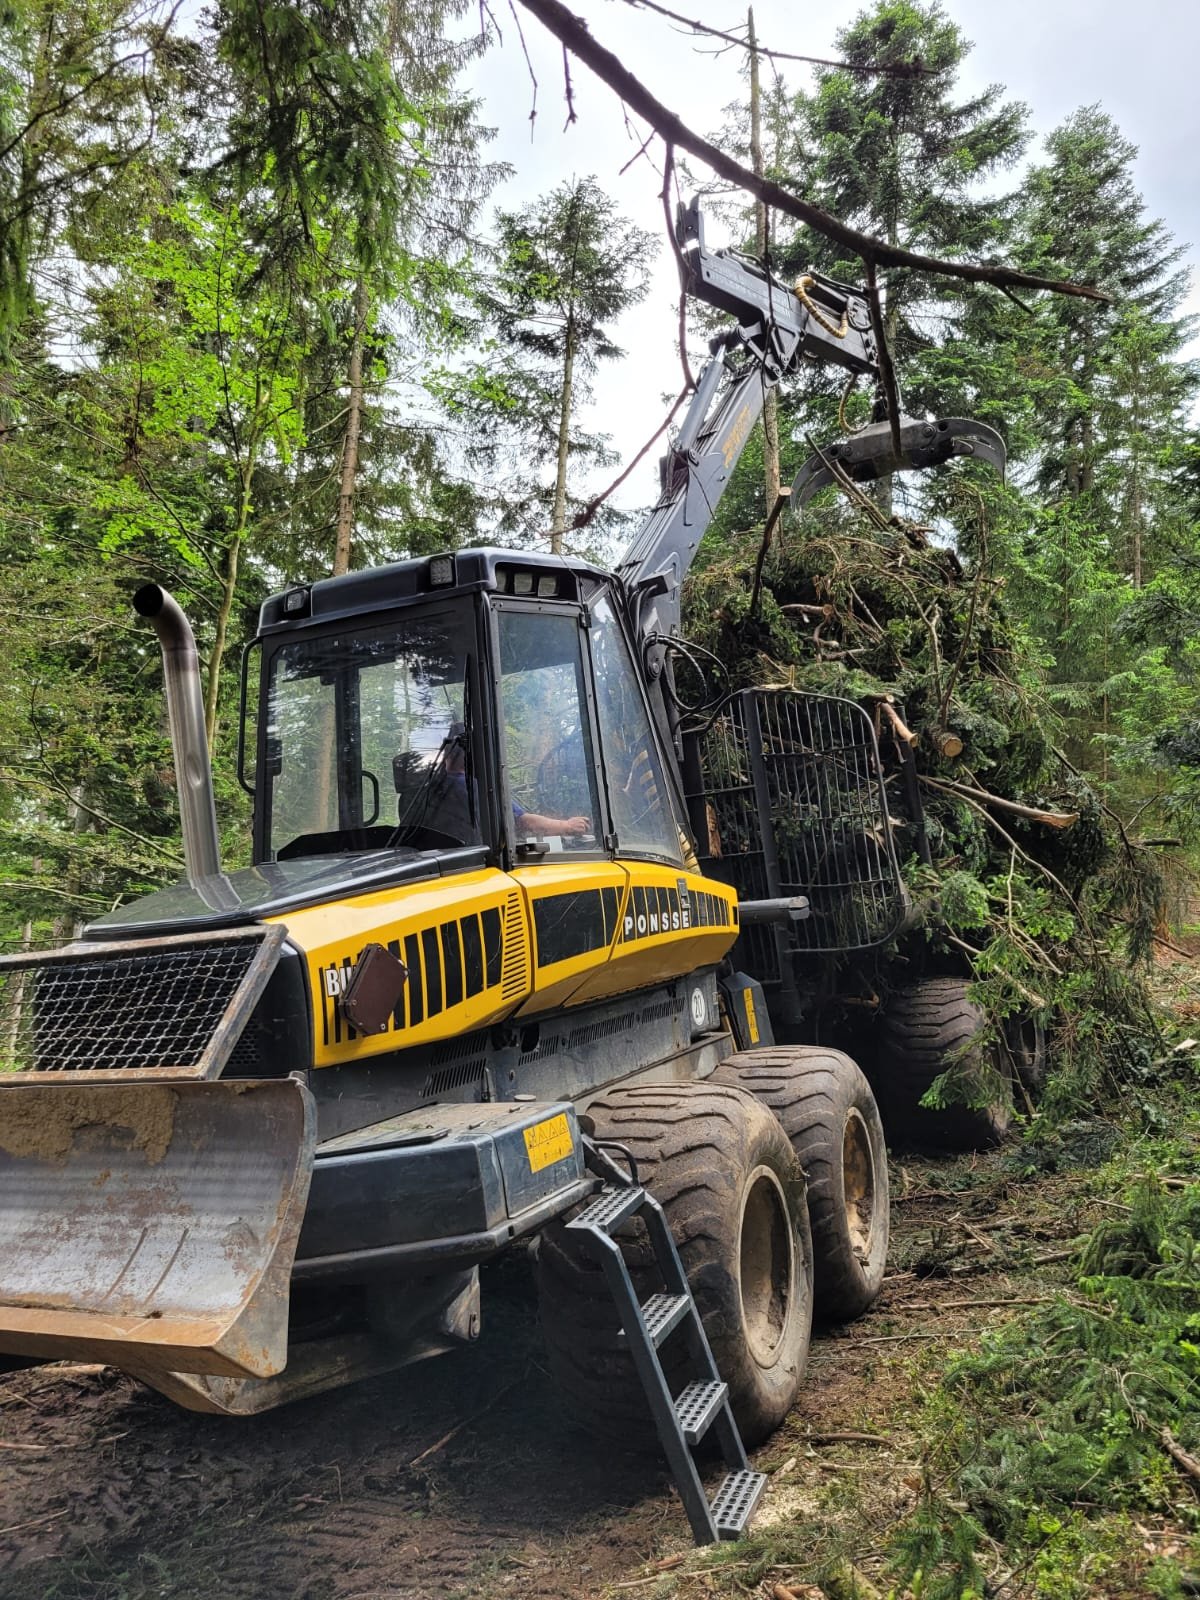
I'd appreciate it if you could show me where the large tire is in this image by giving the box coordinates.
[535,1081,813,1449]
[878,976,1014,1149]
[713,1047,889,1322]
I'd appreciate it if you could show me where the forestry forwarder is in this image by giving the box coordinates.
[0,204,1003,1544]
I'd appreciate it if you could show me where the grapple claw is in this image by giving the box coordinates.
[791,416,1007,507]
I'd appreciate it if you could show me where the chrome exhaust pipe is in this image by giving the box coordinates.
[134,583,223,883]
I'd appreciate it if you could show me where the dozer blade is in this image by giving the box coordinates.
[791,416,1007,506]
[0,1077,315,1378]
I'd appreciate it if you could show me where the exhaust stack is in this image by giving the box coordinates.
[134,583,223,883]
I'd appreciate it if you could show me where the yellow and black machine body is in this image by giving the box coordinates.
[0,200,1004,1498]
[0,549,748,1416]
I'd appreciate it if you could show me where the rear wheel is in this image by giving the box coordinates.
[878,977,1014,1149]
[535,1081,813,1448]
[714,1047,889,1321]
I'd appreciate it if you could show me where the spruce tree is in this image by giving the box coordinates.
[703,0,1028,539]
[446,176,656,552]
[793,1,1027,427]
[1006,108,1198,789]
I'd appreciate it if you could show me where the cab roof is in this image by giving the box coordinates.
[258,548,615,634]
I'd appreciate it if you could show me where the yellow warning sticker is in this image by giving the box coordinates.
[744,987,760,1045]
[523,1112,574,1173]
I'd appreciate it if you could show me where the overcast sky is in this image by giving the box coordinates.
[462,0,1200,531]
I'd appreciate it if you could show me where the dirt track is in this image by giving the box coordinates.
[0,1168,1074,1600]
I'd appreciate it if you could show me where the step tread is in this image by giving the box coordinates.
[567,1184,645,1234]
[710,1469,768,1539]
[617,1291,692,1348]
[674,1378,727,1443]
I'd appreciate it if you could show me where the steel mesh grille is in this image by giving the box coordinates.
[692,690,906,957]
[0,932,269,1079]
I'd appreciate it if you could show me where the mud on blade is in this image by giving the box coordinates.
[0,1078,315,1377]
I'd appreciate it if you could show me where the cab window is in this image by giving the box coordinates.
[263,605,476,859]
[497,608,601,850]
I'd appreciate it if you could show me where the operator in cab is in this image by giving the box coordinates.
[440,726,590,840]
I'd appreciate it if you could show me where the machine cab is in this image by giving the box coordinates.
[247,549,693,877]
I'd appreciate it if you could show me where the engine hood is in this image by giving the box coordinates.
[83,845,491,940]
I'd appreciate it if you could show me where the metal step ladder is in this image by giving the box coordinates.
[566,1141,768,1545]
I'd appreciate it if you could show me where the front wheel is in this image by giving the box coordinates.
[536,1081,813,1448]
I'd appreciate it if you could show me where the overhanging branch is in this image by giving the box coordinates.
[621,0,935,77]
[515,0,1108,303]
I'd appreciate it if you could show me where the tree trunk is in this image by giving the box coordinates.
[1128,351,1143,589]
[1078,335,1096,496]
[550,311,576,555]
[333,276,369,578]
[204,462,252,750]
[874,198,902,519]
[1080,409,1095,496]
[748,7,780,513]
[50,800,90,946]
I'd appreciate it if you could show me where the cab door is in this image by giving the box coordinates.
[492,600,625,1013]
[493,593,737,1019]
[566,588,737,1007]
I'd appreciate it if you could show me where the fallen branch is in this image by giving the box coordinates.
[408,1375,524,1469]
[919,778,1087,935]
[930,776,1078,829]
[959,1220,997,1254]
[0,1507,68,1537]
[803,1430,889,1446]
[878,700,916,747]
[1161,1427,1200,1485]
[894,1296,1054,1313]
[823,1558,886,1600]
[838,1331,942,1346]
[515,0,1108,301]
[942,932,1048,1009]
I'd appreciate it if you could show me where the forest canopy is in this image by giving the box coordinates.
[0,0,1197,967]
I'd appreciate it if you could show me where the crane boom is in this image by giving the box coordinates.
[618,201,1006,660]
[617,199,878,643]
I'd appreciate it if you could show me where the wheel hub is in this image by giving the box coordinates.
[737,1166,796,1368]
[841,1108,876,1264]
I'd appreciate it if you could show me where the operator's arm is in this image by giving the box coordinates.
[514,805,590,838]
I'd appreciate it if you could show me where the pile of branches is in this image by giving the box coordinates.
[682,477,1167,1110]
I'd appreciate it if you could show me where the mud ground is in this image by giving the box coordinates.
[0,1154,1092,1600]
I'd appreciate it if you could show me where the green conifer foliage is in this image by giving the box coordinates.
[438,176,657,550]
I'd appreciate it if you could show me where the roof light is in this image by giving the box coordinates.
[428,554,455,587]
[284,587,309,615]
[536,574,559,598]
